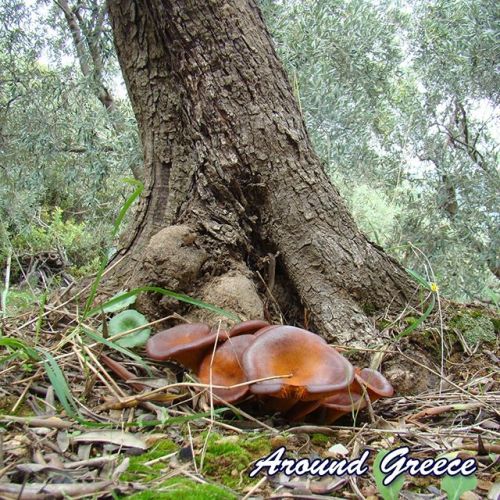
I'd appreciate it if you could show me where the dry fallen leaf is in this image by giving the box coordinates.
[112,456,130,481]
[4,434,31,458]
[0,480,113,499]
[487,482,500,500]
[72,430,148,450]
[460,491,481,500]
[143,433,175,447]
[56,430,70,453]
[477,479,493,491]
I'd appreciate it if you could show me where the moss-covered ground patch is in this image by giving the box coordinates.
[125,477,236,499]
[450,312,497,347]
[197,432,272,489]
[311,432,331,446]
[120,439,178,483]
[118,431,274,494]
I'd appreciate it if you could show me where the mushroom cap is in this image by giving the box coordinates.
[319,385,367,424]
[322,388,367,412]
[355,368,394,399]
[253,325,280,337]
[317,368,393,424]
[242,326,354,400]
[198,334,256,403]
[228,320,270,338]
[210,327,230,341]
[145,323,216,370]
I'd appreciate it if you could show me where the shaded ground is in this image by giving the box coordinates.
[0,284,498,499]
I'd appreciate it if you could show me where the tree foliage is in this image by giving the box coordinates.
[0,0,498,304]
[0,0,140,288]
[262,0,499,302]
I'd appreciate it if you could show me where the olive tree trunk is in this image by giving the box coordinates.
[106,0,417,346]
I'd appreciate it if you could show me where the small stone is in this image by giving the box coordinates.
[178,445,193,462]
[460,492,481,500]
[326,443,349,457]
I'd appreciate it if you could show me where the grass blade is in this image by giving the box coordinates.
[406,269,431,290]
[82,327,153,375]
[83,179,143,318]
[394,294,436,341]
[87,286,240,322]
[0,336,39,360]
[41,351,81,420]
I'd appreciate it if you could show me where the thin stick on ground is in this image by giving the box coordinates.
[199,320,223,472]
[1,248,11,318]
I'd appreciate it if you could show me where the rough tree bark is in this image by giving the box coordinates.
[106,0,418,346]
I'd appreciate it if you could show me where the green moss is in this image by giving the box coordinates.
[238,434,271,455]
[414,329,442,355]
[198,432,271,489]
[404,316,418,326]
[362,302,377,315]
[311,433,330,445]
[200,440,251,488]
[376,319,391,331]
[125,478,236,499]
[450,313,496,347]
[0,395,33,416]
[120,431,273,491]
[490,317,500,334]
[120,439,178,483]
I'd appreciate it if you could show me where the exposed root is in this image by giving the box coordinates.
[185,270,264,329]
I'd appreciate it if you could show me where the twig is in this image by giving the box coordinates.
[77,345,125,399]
[110,375,293,407]
[0,415,72,429]
[187,422,198,474]
[1,248,11,318]
[199,321,223,472]
[10,378,32,414]
[243,475,267,500]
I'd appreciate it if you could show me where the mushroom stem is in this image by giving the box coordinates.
[257,395,299,414]
[285,400,323,422]
[317,368,394,424]
[319,391,367,424]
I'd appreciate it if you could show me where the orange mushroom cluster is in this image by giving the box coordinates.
[143,320,394,423]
